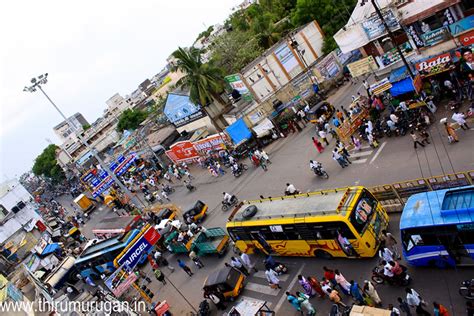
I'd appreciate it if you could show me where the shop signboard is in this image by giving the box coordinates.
[421,27,451,47]
[193,134,228,154]
[165,141,200,163]
[274,44,299,73]
[315,51,341,80]
[163,93,204,127]
[459,29,474,46]
[381,42,413,66]
[248,110,265,125]
[225,74,253,101]
[415,52,453,77]
[347,56,378,77]
[449,15,474,36]
[369,78,392,95]
[362,9,399,40]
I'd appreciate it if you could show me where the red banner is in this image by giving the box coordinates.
[165,141,199,163]
[415,53,452,77]
[459,30,474,46]
[193,134,228,154]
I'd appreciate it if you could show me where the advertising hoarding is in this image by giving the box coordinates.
[115,226,160,272]
[165,141,200,163]
[347,56,378,77]
[415,52,453,77]
[362,9,399,40]
[163,93,204,127]
[225,74,253,101]
[274,44,299,73]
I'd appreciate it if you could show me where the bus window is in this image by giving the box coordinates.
[350,190,377,235]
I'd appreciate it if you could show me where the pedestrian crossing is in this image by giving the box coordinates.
[349,145,374,164]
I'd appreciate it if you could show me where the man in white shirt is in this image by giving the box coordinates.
[405,287,430,315]
[230,257,249,275]
[452,111,469,130]
[332,148,348,168]
[382,260,394,278]
[223,192,233,204]
[318,129,329,145]
[286,183,298,195]
[390,113,399,124]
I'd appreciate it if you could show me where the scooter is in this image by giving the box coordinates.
[459,279,474,300]
[222,195,238,211]
[371,265,411,286]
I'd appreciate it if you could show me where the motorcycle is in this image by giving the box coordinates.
[459,279,474,300]
[185,182,196,192]
[264,258,288,275]
[311,163,329,179]
[162,184,175,194]
[371,265,411,286]
[222,195,238,212]
[232,163,248,178]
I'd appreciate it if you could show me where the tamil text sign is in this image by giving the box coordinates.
[416,53,452,77]
[225,74,253,101]
[347,56,378,77]
[362,9,399,40]
[421,27,451,46]
[165,141,200,163]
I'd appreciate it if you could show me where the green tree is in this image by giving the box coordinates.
[32,144,65,184]
[171,47,226,130]
[82,123,91,131]
[116,109,148,132]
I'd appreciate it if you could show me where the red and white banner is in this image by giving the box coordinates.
[193,133,228,154]
[459,30,474,46]
[165,141,200,163]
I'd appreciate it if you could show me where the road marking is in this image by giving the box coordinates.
[352,158,368,164]
[274,263,306,313]
[349,151,373,158]
[245,282,281,296]
[369,141,386,164]
[237,296,272,308]
[253,271,290,282]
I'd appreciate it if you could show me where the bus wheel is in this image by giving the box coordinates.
[314,250,332,259]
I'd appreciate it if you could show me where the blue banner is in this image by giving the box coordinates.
[449,15,474,36]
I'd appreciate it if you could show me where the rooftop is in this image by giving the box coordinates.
[232,187,360,221]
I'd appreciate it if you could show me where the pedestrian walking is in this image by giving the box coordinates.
[334,269,351,295]
[230,256,249,275]
[318,129,329,146]
[296,291,316,315]
[323,266,338,287]
[261,150,271,164]
[321,278,333,294]
[443,121,459,143]
[379,243,395,262]
[265,268,281,289]
[363,280,382,306]
[308,276,325,298]
[177,259,193,276]
[452,111,469,130]
[298,275,316,297]
[418,128,430,145]
[367,132,378,148]
[336,110,345,123]
[312,137,324,153]
[397,297,413,316]
[207,291,226,310]
[350,280,366,305]
[351,135,361,151]
[286,292,303,314]
[381,230,400,260]
[405,287,430,316]
[389,304,401,316]
[337,141,351,164]
[332,148,348,168]
[189,251,204,269]
[153,269,167,285]
[327,288,347,307]
[433,302,450,316]
[161,190,170,201]
[410,131,425,149]
[240,252,258,272]
[215,162,226,175]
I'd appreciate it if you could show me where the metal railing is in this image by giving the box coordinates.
[368,170,474,213]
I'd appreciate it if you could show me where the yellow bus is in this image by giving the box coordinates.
[226,186,388,258]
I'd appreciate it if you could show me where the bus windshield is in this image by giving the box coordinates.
[400,186,474,268]
[348,189,379,235]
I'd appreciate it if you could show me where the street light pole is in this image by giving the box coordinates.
[368,0,415,79]
[24,73,145,208]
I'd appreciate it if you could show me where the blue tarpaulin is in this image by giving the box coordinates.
[225,118,252,145]
[389,66,415,97]
[41,243,61,256]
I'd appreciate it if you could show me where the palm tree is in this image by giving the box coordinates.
[171,47,227,131]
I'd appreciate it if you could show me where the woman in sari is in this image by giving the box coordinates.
[298,275,316,297]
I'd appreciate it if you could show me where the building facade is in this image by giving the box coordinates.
[52,113,89,143]
[106,93,132,112]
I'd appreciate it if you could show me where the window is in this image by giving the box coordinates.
[350,190,377,234]
[457,224,474,244]
[0,204,9,222]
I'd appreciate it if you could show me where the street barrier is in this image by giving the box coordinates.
[368,170,474,213]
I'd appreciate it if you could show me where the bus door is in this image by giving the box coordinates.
[250,231,272,255]
[437,232,469,264]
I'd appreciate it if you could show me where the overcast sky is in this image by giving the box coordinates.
[0,0,242,180]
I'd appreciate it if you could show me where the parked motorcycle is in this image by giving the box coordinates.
[459,279,474,300]
[371,265,411,286]
[222,195,238,212]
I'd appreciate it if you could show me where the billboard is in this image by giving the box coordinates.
[165,141,200,163]
[415,53,453,77]
[225,74,253,101]
[274,44,299,73]
[163,93,205,127]
[193,134,228,154]
[115,226,160,272]
[347,56,378,77]
[362,9,400,40]
[449,15,474,36]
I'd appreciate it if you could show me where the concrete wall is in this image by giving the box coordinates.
[176,116,215,134]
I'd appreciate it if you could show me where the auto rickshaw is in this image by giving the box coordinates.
[203,266,245,301]
[164,230,194,254]
[183,200,207,224]
[307,100,334,124]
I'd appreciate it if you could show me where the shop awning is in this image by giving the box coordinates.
[389,78,415,97]
[225,118,252,145]
[41,243,61,256]
[252,118,275,138]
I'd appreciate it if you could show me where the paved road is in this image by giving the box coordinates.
[59,80,474,315]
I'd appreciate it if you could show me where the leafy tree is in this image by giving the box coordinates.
[32,144,65,184]
[116,109,148,132]
[196,25,215,42]
[171,47,226,130]
[82,123,91,131]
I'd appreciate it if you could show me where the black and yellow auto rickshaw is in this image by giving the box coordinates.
[203,266,245,301]
[183,200,208,224]
[307,100,334,124]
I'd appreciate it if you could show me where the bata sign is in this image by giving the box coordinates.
[416,53,452,77]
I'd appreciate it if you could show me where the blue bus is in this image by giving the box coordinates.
[74,228,151,279]
[400,185,474,268]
